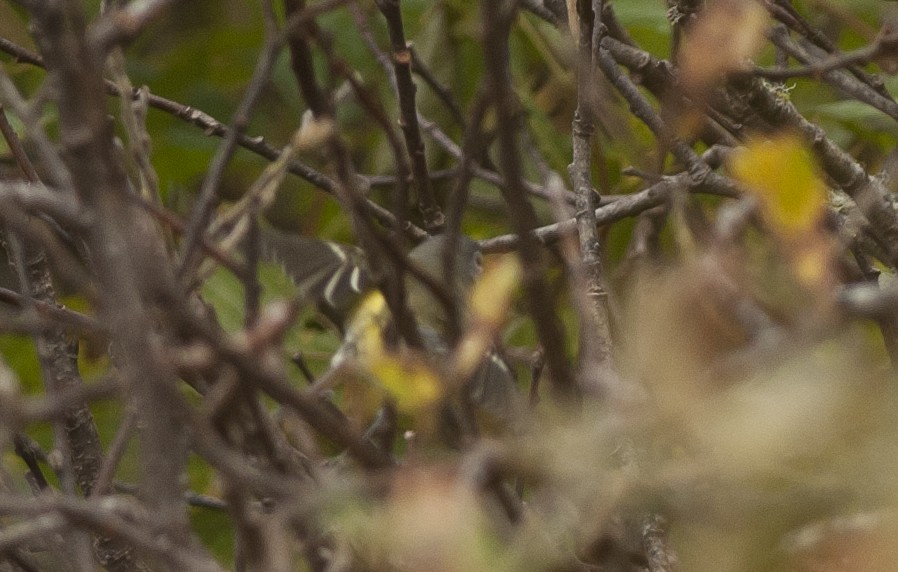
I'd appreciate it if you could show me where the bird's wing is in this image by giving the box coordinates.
[260,229,372,329]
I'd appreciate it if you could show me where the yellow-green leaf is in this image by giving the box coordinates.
[728,134,827,237]
[371,353,442,414]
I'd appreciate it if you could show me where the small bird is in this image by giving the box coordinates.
[261,230,523,436]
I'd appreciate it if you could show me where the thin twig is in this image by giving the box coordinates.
[178,28,282,280]
[481,0,577,398]
[375,0,445,231]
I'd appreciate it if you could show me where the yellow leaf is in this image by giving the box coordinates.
[370,353,442,414]
[456,254,522,380]
[470,254,522,328]
[728,134,827,236]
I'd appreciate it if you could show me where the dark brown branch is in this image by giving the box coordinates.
[479,173,686,253]
[442,92,491,344]
[375,0,445,232]
[0,100,145,570]
[726,75,898,267]
[753,37,884,80]
[313,26,416,232]
[16,377,121,425]
[481,0,577,399]
[0,286,103,338]
[172,304,394,470]
[764,0,891,98]
[763,25,898,123]
[595,39,740,197]
[178,30,282,280]
[26,1,194,564]
[0,35,431,241]
[281,0,425,352]
[0,495,224,572]
[409,46,465,128]
[284,0,332,118]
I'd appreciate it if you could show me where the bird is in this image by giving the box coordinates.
[260,229,524,440]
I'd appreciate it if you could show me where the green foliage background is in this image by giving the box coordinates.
[2,0,898,568]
